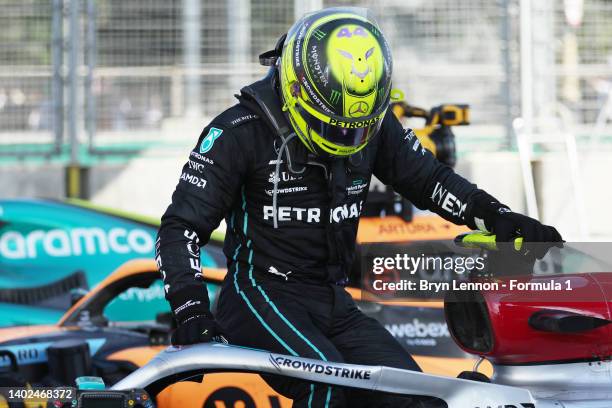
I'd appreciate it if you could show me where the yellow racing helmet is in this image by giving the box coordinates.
[278,7,393,157]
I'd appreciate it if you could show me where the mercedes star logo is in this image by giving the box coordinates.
[348,101,369,117]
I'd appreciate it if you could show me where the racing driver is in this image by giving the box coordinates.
[156,7,562,407]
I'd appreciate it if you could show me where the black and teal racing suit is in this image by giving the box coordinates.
[156,75,488,407]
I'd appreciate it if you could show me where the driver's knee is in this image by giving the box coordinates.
[292,384,345,408]
[260,374,345,407]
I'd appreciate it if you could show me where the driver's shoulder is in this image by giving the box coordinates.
[209,104,262,134]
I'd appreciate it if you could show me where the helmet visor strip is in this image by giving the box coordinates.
[296,102,382,148]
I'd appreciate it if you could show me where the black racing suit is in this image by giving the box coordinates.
[157,76,486,407]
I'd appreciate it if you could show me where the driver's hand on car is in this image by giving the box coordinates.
[471,192,563,259]
[169,286,227,345]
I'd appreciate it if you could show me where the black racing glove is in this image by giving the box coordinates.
[168,286,225,345]
[468,191,563,259]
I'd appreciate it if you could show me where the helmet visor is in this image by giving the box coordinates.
[296,103,383,148]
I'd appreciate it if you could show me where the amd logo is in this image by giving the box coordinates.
[180,172,207,189]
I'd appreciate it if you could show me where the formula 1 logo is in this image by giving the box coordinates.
[200,127,223,154]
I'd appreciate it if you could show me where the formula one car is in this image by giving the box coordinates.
[0,253,488,408]
[0,199,225,327]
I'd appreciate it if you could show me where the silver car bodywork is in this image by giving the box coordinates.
[111,343,597,408]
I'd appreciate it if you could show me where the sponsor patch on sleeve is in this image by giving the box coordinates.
[229,113,259,127]
[200,127,223,154]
